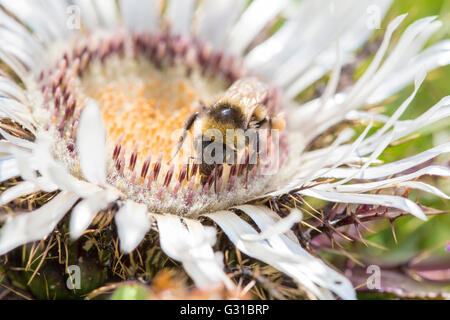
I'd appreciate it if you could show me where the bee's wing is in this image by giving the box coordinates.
[223,77,270,108]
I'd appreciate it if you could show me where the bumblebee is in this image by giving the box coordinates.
[174,77,285,188]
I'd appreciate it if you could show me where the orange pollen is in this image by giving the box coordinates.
[92,78,200,163]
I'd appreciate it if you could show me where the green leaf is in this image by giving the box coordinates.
[111,285,149,300]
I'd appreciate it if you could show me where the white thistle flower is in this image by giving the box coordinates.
[0,0,449,300]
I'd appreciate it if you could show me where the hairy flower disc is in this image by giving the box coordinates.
[32,31,288,217]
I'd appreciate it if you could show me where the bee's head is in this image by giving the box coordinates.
[209,103,245,126]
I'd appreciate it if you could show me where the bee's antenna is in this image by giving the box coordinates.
[170,111,200,161]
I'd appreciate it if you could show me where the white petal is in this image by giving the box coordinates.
[318,142,450,180]
[0,0,50,41]
[295,40,448,142]
[244,0,322,71]
[344,16,438,113]
[235,205,301,250]
[396,181,450,200]
[284,0,392,99]
[0,48,28,82]
[0,181,37,206]
[93,0,119,29]
[166,0,195,36]
[77,100,107,186]
[270,128,355,195]
[343,14,408,106]
[119,0,159,32]
[183,219,234,290]
[70,189,119,240]
[284,61,336,100]
[0,97,36,132]
[115,200,151,253]
[321,166,450,194]
[155,214,234,290]
[272,0,384,88]
[0,178,57,206]
[298,97,449,176]
[299,189,427,220]
[0,157,19,182]
[337,129,395,185]
[0,76,27,102]
[317,42,343,114]
[304,128,355,181]
[74,0,118,30]
[287,16,407,137]
[31,133,101,196]
[235,205,356,299]
[291,14,407,136]
[244,0,310,71]
[0,9,45,56]
[328,121,373,172]
[37,0,69,36]
[9,148,40,185]
[73,0,100,29]
[206,210,355,299]
[0,0,65,42]
[0,28,39,68]
[0,128,35,150]
[0,138,17,154]
[239,207,302,242]
[368,40,450,104]
[196,0,247,49]
[227,0,290,55]
[0,191,79,255]
[361,69,426,149]
[369,97,450,149]
[345,110,390,123]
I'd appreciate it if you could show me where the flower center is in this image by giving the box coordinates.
[78,33,244,163]
[36,31,287,217]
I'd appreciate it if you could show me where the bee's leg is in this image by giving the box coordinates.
[171,112,199,160]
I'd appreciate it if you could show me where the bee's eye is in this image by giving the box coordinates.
[218,105,240,122]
